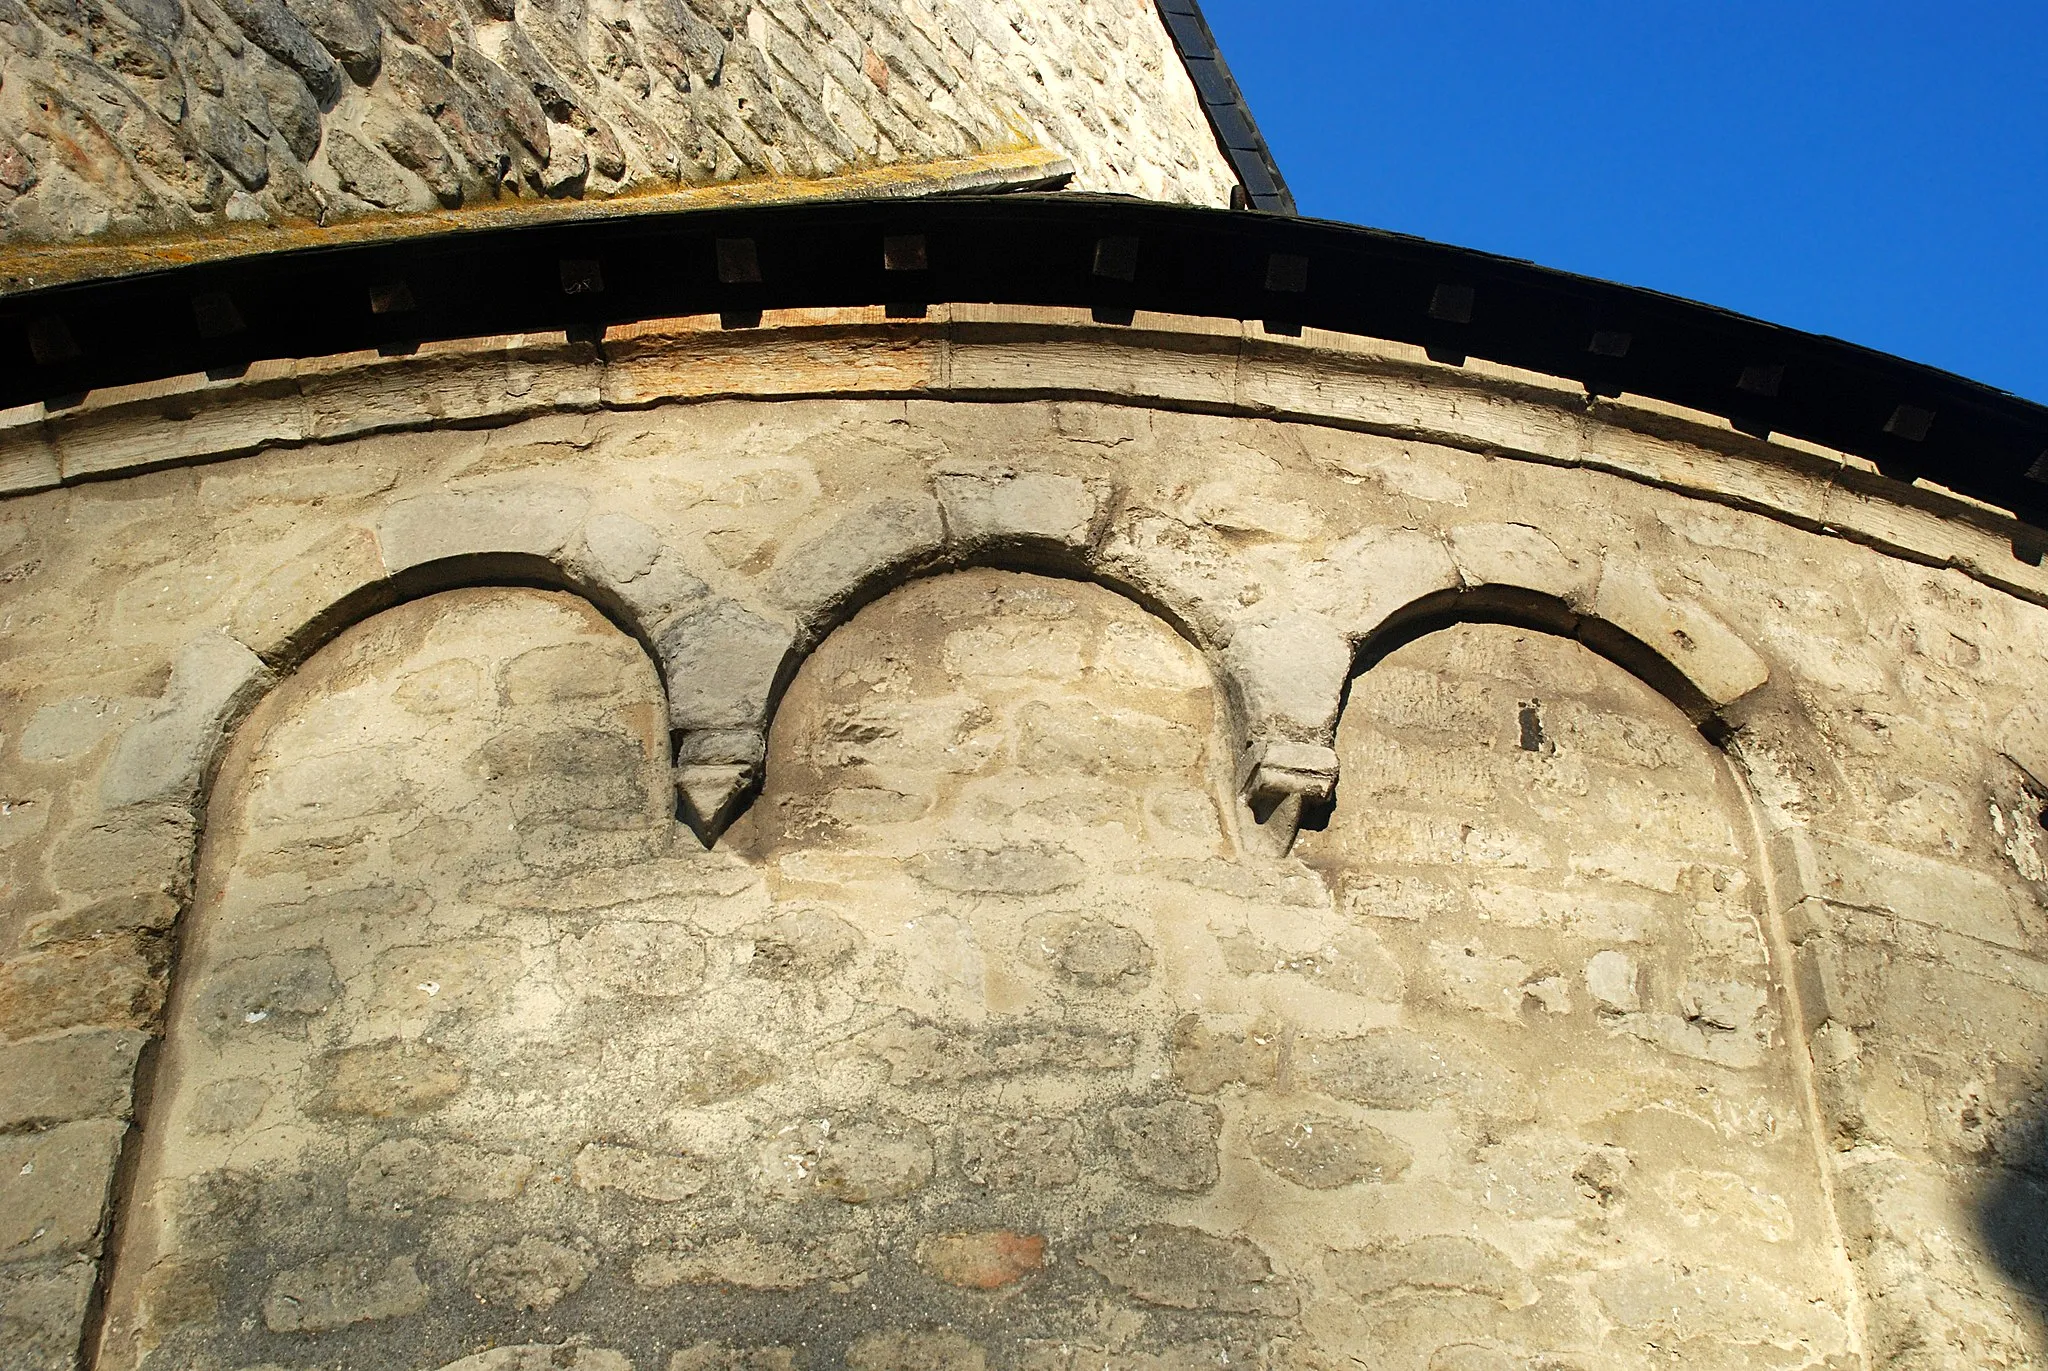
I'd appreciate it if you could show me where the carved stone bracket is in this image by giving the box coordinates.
[1236,738,1341,856]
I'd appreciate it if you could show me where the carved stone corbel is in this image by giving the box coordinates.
[1236,739,1340,856]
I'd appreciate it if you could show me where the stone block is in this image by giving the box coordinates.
[0,1120,125,1262]
[216,0,343,102]
[1078,1225,1297,1315]
[100,632,273,808]
[1592,560,1768,708]
[1237,739,1341,807]
[915,1232,1046,1290]
[47,805,197,899]
[1221,613,1353,743]
[0,937,163,1042]
[229,525,386,661]
[1290,527,1460,630]
[656,599,794,732]
[568,515,709,636]
[0,1258,97,1371]
[0,425,60,497]
[1997,702,2048,788]
[763,493,945,622]
[21,891,180,948]
[0,1030,145,1128]
[376,486,591,574]
[1795,832,2035,950]
[936,469,1102,553]
[1107,1100,1220,1191]
[1248,1115,1411,1188]
[1447,521,1595,604]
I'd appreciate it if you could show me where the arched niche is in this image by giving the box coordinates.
[1289,620,1851,1369]
[95,586,710,1371]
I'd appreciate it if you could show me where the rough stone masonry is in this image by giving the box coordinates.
[0,0,1234,265]
[0,306,2044,1370]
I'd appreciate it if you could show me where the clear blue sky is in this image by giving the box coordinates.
[1201,1,2048,403]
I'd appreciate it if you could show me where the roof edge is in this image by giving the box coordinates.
[1153,0,1297,214]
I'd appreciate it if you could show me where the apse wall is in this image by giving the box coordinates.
[0,313,2044,1371]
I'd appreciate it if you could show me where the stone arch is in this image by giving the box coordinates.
[1348,581,1761,740]
[729,565,1241,870]
[1217,553,1771,854]
[1287,615,1853,1368]
[92,584,691,1371]
[661,473,1313,848]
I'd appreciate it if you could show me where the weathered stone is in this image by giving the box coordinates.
[283,0,380,84]
[561,921,704,997]
[326,127,413,208]
[763,1114,934,1203]
[1447,521,1594,604]
[248,49,322,158]
[453,42,550,160]
[741,908,862,979]
[1107,1100,1219,1191]
[309,1039,464,1117]
[916,1231,1046,1289]
[657,598,793,731]
[1584,948,1641,1012]
[101,631,273,808]
[1593,1257,1846,1347]
[17,697,133,765]
[438,1348,635,1371]
[539,127,589,194]
[364,103,461,205]
[914,843,1082,895]
[469,1237,591,1310]
[348,1137,536,1211]
[0,1030,145,1128]
[369,0,448,58]
[229,525,386,661]
[1592,561,1769,708]
[0,1259,97,1371]
[385,45,516,181]
[674,1040,782,1106]
[1326,1236,1538,1309]
[669,1345,800,1371]
[1079,1225,1297,1315]
[860,1018,1135,1086]
[957,1115,1079,1190]
[1170,1014,1279,1094]
[214,0,341,102]
[187,1077,270,1133]
[192,947,340,1039]
[1249,1116,1411,1189]
[377,485,589,573]
[262,1253,427,1332]
[0,1120,124,1261]
[936,469,1102,553]
[0,936,163,1042]
[765,494,945,620]
[197,102,270,189]
[1045,918,1151,985]
[1307,1030,1530,1119]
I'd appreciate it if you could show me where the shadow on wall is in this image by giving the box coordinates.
[1979,1066,2048,1315]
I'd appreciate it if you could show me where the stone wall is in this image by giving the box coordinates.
[0,315,2045,1369]
[0,0,1235,257]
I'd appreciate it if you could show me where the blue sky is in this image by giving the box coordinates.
[1201,1,2048,403]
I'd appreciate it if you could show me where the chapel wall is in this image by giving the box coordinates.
[0,333,2043,1369]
